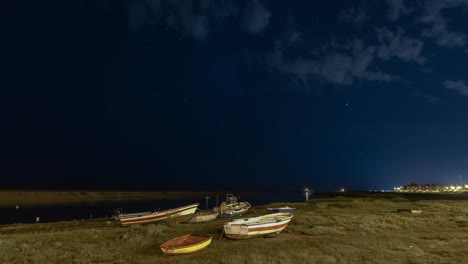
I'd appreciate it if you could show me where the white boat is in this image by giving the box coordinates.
[218,194,251,217]
[119,203,199,226]
[115,211,152,220]
[218,202,251,218]
[266,206,296,213]
[187,210,220,223]
[223,212,293,239]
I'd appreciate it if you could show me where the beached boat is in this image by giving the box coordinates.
[114,210,152,220]
[218,201,251,218]
[119,203,199,226]
[223,212,293,239]
[160,234,212,256]
[187,210,220,223]
[397,209,422,214]
[266,206,296,213]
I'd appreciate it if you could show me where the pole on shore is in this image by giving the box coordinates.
[205,196,210,210]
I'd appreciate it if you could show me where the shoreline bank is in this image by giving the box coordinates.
[0,190,303,207]
[1,190,467,207]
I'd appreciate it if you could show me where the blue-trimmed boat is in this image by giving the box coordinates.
[219,201,251,217]
[266,206,296,213]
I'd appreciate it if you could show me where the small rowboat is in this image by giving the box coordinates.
[266,206,296,213]
[119,203,199,226]
[115,211,152,220]
[187,210,220,223]
[397,209,422,214]
[160,234,212,255]
[223,212,293,239]
[218,202,251,218]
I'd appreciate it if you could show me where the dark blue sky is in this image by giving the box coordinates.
[3,0,468,190]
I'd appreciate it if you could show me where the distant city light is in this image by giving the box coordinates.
[394,183,468,193]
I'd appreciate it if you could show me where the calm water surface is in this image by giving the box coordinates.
[0,191,317,225]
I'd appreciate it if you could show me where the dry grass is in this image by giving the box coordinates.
[1,193,468,263]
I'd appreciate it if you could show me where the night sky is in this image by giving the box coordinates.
[3,0,468,190]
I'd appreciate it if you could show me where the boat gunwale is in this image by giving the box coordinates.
[160,234,212,255]
[226,212,293,226]
[120,203,199,225]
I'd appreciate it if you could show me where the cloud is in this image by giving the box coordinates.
[338,7,369,26]
[267,39,398,85]
[175,3,210,40]
[211,0,239,21]
[412,92,440,102]
[127,0,240,40]
[420,68,433,73]
[285,29,302,45]
[386,0,412,20]
[422,23,466,47]
[419,0,468,47]
[442,80,468,95]
[128,1,148,30]
[376,28,426,64]
[242,0,271,34]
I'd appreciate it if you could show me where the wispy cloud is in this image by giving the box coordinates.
[242,0,272,34]
[386,0,412,20]
[420,68,433,73]
[127,0,240,41]
[338,7,369,26]
[376,27,426,64]
[419,0,468,47]
[267,39,398,86]
[285,29,302,45]
[442,80,468,95]
[412,91,440,102]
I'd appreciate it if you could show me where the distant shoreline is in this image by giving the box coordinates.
[0,190,302,207]
[1,190,467,207]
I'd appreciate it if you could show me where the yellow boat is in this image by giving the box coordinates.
[160,234,212,256]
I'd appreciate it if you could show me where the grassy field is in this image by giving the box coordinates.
[1,193,468,263]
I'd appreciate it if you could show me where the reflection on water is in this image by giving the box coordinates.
[0,191,315,225]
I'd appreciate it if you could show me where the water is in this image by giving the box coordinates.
[0,191,313,225]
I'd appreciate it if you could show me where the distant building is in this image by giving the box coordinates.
[395,183,468,193]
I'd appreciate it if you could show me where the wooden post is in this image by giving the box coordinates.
[218,229,225,240]
[305,188,309,201]
[205,196,210,210]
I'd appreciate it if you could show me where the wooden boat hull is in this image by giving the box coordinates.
[116,211,152,220]
[218,202,251,218]
[397,209,422,214]
[224,212,293,239]
[187,211,220,223]
[266,207,296,213]
[160,234,212,255]
[120,203,199,226]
